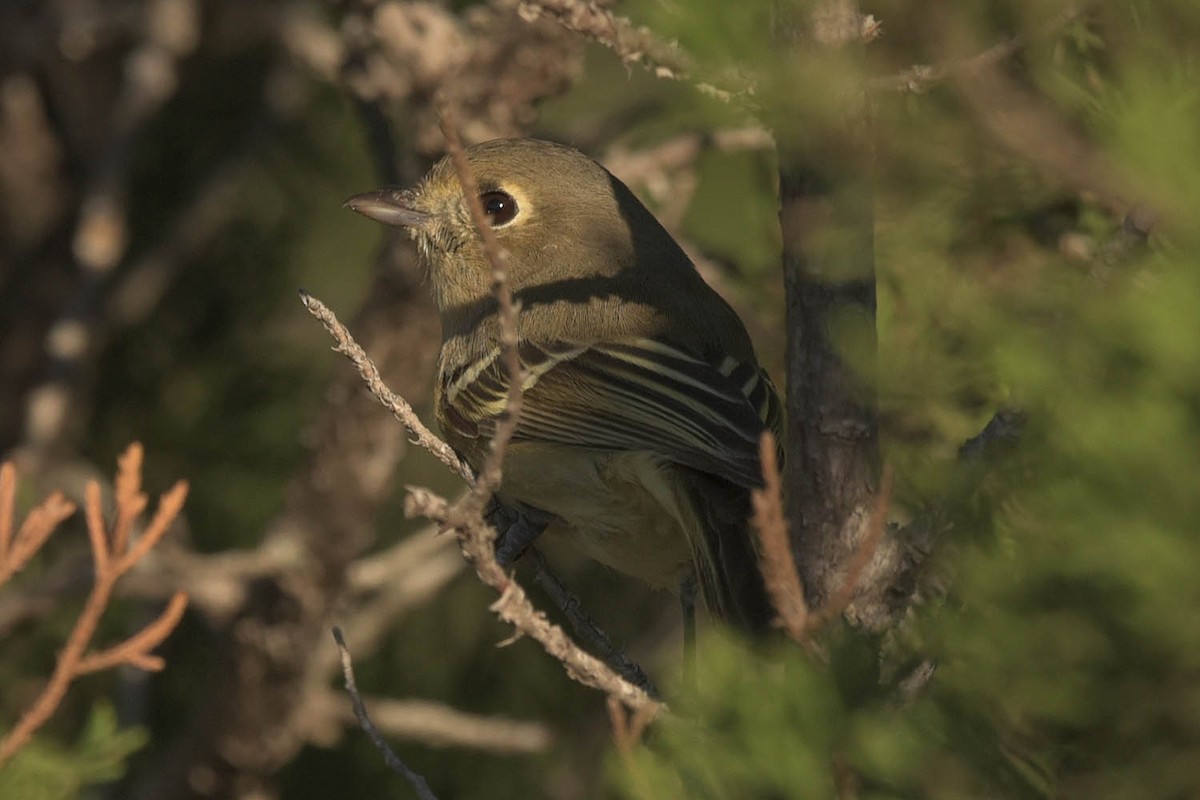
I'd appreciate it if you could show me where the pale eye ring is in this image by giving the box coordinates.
[480,190,518,226]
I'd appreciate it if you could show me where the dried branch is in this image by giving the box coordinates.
[319,690,552,754]
[517,0,694,80]
[606,694,657,798]
[300,290,473,483]
[332,627,438,800]
[0,443,189,768]
[750,432,811,645]
[406,489,659,710]
[525,547,659,696]
[0,463,77,586]
[299,292,657,706]
[436,103,524,511]
[606,694,655,754]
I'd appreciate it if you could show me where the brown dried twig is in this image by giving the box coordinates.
[749,431,811,646]
[300,291,474,484]
[302,294,661,710]
[0,464,77,587]
[0,443,189,768]
[517,0,695,81]
[751,433,896,644]
[437,103,523,510]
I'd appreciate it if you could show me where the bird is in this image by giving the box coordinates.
[346,137,781,634]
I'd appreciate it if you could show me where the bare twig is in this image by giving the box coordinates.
[404,489,660,712]
[607,695,655,754]
[332,627,438,800]
[516,0,742,101]
[318,690,551,754]
[606,694,658,798]
[0,463,77,586]
[300,291,657,706]
[299,290,473,483]
[750,431,812,646]
[517,0,694,80]
[525,547,659,697]
[0,444,189,768]
[436,103,524,510]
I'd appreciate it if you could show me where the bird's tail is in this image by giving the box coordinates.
[684,472,774,635]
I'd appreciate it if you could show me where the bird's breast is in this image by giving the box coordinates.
[498,443,697,589]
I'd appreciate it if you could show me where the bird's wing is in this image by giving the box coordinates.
[439,339,782,489]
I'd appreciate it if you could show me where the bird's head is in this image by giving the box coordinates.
[346,138,684,315]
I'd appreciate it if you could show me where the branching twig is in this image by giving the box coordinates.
[332,627,438,800]
[516,0,695,80]
[0,463,77,586]
[300,293,658,710]
[320,690,552,754]
[0,443,189,768]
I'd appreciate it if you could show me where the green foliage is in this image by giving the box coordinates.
[684,148,781,280]
[603,3,1200,800]
[0,703,147,800]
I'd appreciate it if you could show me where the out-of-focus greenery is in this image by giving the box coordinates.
[602,2,1200,799]
[0,703,146,800]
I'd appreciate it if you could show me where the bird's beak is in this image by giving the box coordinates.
[344,189,431,228]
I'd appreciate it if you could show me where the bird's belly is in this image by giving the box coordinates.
[498,443,695,589]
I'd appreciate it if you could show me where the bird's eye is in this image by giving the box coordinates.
[480,190,518,227]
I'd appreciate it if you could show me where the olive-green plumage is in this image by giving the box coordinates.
[347,138,780,632]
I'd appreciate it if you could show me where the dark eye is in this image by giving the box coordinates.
[480,190,518,226]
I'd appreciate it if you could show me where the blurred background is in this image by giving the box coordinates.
[2,1,1199,798]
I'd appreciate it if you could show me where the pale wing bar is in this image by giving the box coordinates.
[441,339,777,489]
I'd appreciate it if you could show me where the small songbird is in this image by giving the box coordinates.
[346,138,781,633]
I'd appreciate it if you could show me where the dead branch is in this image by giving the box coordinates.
[300,290,473,483]
[0,462,77,586]
[332,627,438,800]
[0,443,189,768]
[300,281,658,711]
[436,103,523,509]
[750,432,811,645]
[516,0,694,79]
[314,688,552,754]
